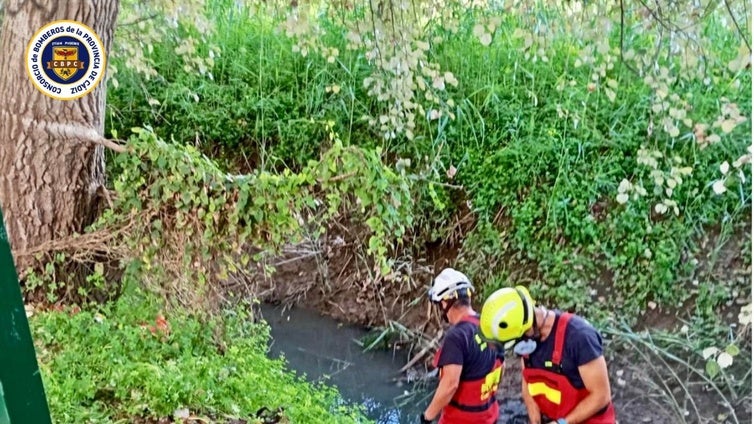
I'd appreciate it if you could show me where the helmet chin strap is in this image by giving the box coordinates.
[514,306,549,356]
[438,298,457,323]
[532,306,552,339]
[531,306,546,339]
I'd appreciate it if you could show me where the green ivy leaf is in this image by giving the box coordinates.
[725,344,740,357]
[368,236,381,254]
[705,359,720,379]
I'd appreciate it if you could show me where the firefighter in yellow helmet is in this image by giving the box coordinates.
[479,286,616,424]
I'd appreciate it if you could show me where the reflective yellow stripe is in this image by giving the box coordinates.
[527,382,562,405]
[480,366,503,400]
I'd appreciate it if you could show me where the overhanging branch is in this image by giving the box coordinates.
[19,117,128,153]
[92,137,128,153]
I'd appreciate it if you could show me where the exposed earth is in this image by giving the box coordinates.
[225,213,751,424]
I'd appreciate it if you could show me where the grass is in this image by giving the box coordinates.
[31,284,370,424]
[602,318,752,424]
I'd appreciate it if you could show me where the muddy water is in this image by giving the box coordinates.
[259,304,428,423]
[259,304,529,424]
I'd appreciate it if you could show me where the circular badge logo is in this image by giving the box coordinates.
[25,20,106,100]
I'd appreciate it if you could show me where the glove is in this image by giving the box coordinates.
[419,412,433,424]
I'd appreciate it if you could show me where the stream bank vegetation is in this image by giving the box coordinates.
[13,0,751,421]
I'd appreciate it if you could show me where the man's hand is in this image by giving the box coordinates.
[419,412,433,424]
[423,364,461,420]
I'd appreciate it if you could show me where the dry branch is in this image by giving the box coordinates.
[399,331,442,374]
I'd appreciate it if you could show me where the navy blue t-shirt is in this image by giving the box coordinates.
[437,317,503,380]
[524,311,603,389]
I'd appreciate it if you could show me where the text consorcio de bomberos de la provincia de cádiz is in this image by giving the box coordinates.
[26,20,106,100]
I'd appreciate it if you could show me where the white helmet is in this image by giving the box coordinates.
[428,268,474,303]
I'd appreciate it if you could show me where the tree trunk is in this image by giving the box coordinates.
[0,0,120,271]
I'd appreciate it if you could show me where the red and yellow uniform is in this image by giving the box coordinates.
[522,312,616,423]
[432,314,503,424]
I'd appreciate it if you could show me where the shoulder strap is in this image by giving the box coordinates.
[551,312,572,366]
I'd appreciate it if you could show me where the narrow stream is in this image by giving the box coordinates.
[259,304,429,423]
[259,304,530,424]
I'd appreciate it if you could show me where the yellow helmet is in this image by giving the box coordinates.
[479,286,535,343]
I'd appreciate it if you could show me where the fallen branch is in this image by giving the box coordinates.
[320,171,357,183]
[399,331,442,374]
[16,227,127,260]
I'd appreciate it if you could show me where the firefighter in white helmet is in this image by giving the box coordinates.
[420,268,503,424]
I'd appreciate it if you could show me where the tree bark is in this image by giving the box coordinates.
[0,0,120,271]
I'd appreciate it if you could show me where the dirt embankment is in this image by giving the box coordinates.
[229,211,751,424]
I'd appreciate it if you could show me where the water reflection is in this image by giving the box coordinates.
[259,304,428,423]
[360,397,402,423]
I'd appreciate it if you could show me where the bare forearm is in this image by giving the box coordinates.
[521,378,540,424]
[523,393,541,424]
[564,392,611,424]
[424,381,458,420]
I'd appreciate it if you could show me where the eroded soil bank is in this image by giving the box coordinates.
[238,223,750,424]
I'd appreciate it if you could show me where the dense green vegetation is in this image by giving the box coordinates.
[16,0,751,421]
[31,284,368,423]
[106,0,751,321]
